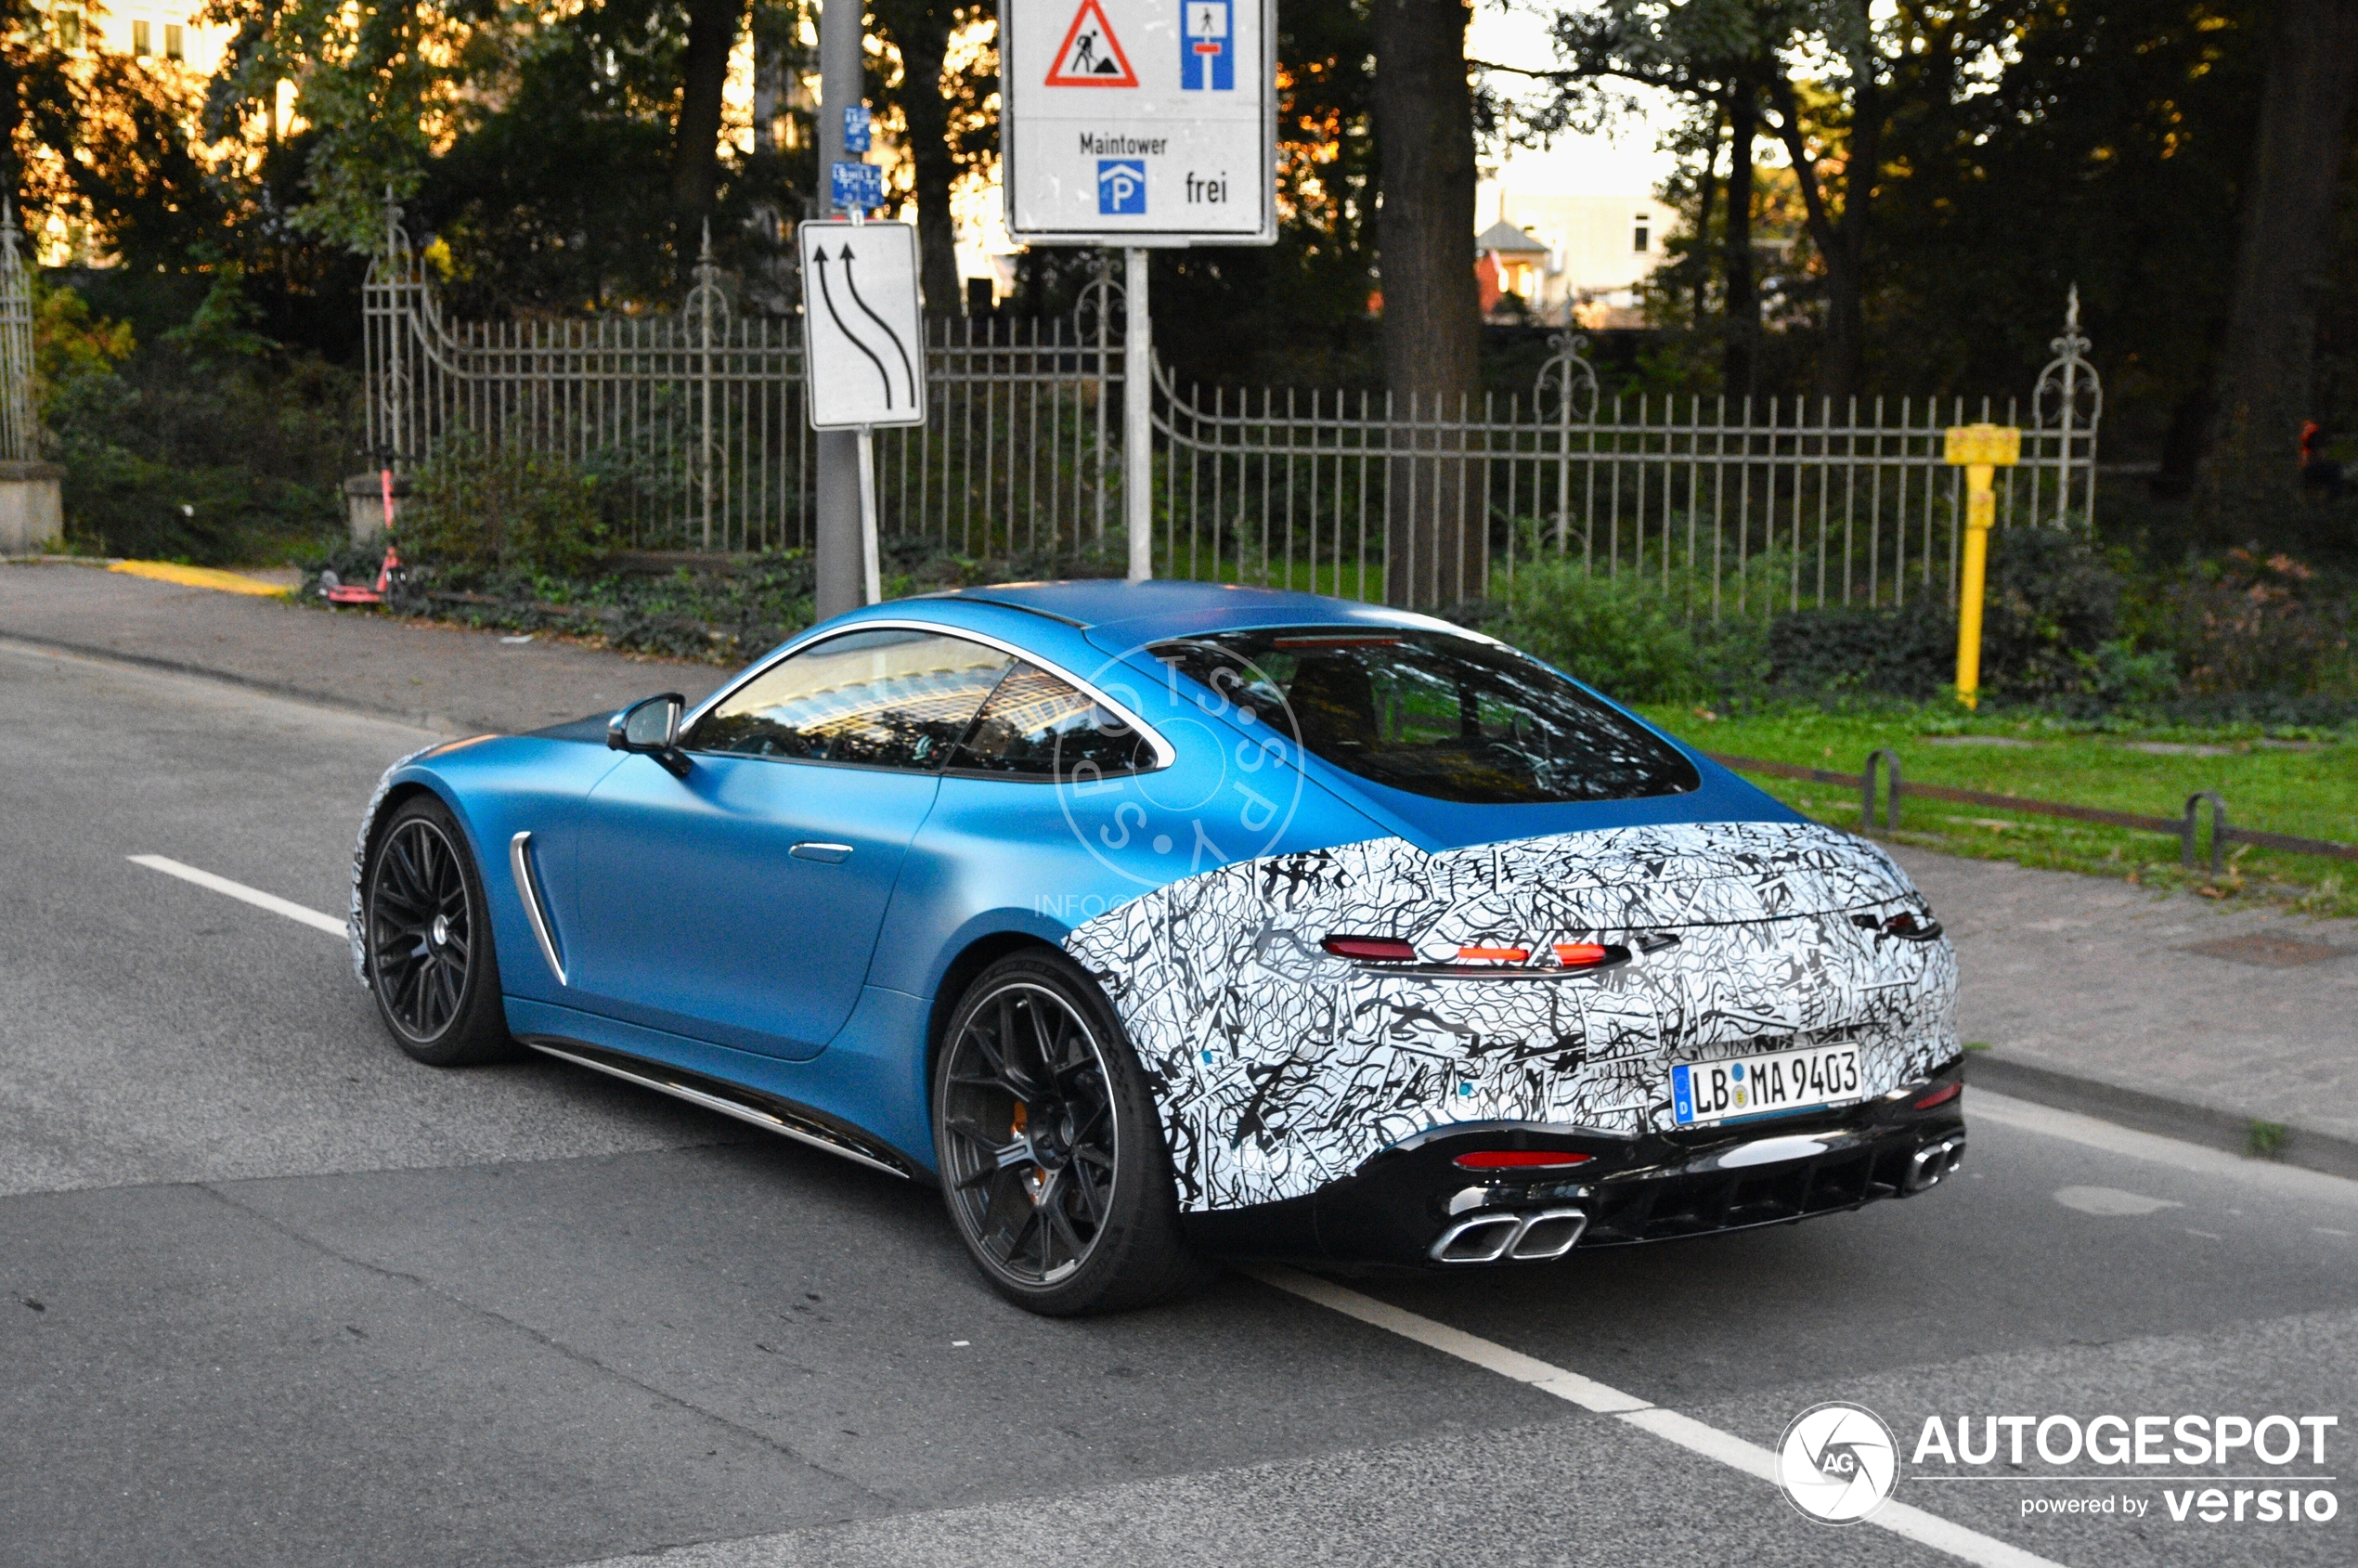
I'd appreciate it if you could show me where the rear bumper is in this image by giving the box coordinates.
[1179,1058,1968,1269]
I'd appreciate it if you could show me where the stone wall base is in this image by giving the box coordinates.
[343,472,414,544]
[0,461,65,553]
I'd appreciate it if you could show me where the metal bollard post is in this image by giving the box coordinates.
[1942,424,2022,710]
[1862,748,1903,834]
[2183,791,2228,879]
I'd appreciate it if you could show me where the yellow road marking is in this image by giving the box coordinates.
[109,560,292,597]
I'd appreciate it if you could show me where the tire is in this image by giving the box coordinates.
[361,795,513,1067]
[932,951,1208,1315]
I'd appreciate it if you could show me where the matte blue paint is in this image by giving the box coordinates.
[574,751,939,1058]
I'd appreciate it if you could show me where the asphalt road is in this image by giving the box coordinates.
[4,638,2352,1568]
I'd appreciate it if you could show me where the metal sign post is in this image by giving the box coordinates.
[813,0,864,619]
[799,219,926,604]
[1003,0,1277,584]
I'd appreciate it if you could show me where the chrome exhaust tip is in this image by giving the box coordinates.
[1431,1207,1589,1263]
[1905,1135,1965,1194]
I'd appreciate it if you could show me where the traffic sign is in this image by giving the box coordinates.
[797,221,926,430]
[1003,0,1274,246]
[830,160,885,213]
[842,104,872,153]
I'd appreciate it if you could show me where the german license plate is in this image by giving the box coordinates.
[1672,1044,1864,1126]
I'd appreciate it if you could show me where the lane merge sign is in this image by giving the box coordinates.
[1004,0,1274,246]
[797,220,927,430]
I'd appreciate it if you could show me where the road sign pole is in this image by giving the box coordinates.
[813,0,864,620]
[857,425,882,603]
[1124,246,1151,581]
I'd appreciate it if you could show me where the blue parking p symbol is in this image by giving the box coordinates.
[1097,160,1147,216]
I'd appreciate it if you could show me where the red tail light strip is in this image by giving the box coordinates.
[1453,1150,1595,1172]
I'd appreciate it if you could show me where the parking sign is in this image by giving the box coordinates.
[1003,0,1274,246]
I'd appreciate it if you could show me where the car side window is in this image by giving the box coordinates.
[687,628,1011,771]
[950,662,1155,780]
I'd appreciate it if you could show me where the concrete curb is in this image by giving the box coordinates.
[1967,1052,2358,1183]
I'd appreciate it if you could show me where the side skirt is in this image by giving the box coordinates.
[517,1035,920,1182]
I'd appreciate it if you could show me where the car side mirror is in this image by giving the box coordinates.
[608,693,691,777]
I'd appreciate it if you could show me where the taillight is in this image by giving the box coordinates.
[1322,934,1417,963]
[1912,1082,1963,1109]
[1456,944,1530,963]
[1453,1150,1595,1172]
[1552,941,1612,967]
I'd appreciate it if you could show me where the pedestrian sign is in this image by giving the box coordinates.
[1044,0,1137,87]
[797,220,927,430]
[1004,0,1274,245]
[1181,0,1232,91]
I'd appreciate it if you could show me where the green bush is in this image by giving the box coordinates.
[402,436,611,577]
[42,273,357,564]
[2161,549,2353,695]
[1486,551,1774,704]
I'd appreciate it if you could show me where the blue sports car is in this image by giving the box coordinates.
[349,580,1966,1314]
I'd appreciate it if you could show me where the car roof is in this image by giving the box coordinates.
[924,579,1471,644]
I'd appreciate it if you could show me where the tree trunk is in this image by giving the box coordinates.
[1691,108,1723,325]
[1769,65,1873,405]
[1722,81,1757,403]
[2192,0,2358,538]
[673,0,748,240]
[1372,0,1482,609]
[875,1,963,315]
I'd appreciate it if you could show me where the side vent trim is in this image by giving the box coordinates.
[510,831,568,986]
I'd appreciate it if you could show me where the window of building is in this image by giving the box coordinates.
[132,19,150,54]
[1633,216,1650,253]
[165,23,184,58]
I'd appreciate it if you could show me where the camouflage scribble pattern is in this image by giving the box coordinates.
[1064,821,1962,1212]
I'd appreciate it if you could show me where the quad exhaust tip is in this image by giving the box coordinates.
[1905,1135,1967,1194]
[1431,1206,1589,1263]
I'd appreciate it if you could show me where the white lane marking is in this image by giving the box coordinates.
[2050,1186,2183,1217]
[1971,1089,2358,1210]
[1243,1263,2066,1568]
[128,855,345,937]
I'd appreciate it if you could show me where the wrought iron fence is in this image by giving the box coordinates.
[1151,291,2103,616]
[0,202,38,463]
[366,192,2099,616]
[366,205,1126,557]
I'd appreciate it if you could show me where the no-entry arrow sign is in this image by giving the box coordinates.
[797,220,927,431]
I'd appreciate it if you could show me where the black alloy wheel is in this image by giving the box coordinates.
[365,797,511,1066]
[933,952,1203,1314]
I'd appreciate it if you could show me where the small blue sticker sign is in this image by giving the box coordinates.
[842,104,872,153]
[831,160,885,212]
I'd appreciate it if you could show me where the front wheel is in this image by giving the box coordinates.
[932,952,1205,1315]
[363,796,512,1067]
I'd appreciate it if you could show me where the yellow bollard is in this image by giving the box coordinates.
[1942,423,2022,709]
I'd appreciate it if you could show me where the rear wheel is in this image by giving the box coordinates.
[932,952,1204,1315]
[363,796,512,1066]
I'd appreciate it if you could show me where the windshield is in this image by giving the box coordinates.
[1150,628,1700,806]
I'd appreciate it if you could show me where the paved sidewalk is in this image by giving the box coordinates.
[7,558,2353,1177]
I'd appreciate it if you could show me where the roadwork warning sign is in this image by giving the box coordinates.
[1045,0,1137,87]
[797,220,927,430]
[1004,0,1274,246]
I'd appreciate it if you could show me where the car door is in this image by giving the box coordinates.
[571,626,1013,1058]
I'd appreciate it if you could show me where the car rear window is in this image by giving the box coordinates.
[1149,628,1700,805]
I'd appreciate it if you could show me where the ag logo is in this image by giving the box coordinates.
[1776,1401,1898,1524]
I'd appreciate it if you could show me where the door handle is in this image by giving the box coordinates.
[790,842,854,863]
